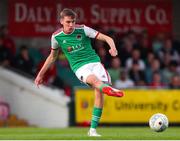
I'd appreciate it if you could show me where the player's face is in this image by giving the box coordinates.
[61,16,76,34]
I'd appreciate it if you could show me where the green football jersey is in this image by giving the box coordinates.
[51,25,100,72]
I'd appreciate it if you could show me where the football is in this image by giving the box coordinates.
[149,113,169,132]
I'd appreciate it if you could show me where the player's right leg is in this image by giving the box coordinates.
[88,88,103,137]
[88,128,101,137]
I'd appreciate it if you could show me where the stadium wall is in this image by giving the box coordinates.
[0,67,70,128]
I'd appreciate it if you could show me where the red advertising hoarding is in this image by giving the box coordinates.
[8,0,172,37]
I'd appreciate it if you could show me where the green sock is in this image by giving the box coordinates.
[99,83,109,93]
[90,107,102,129]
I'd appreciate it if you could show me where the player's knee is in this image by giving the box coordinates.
[86,75,101,87]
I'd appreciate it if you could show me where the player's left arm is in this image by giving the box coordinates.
[96,33,118,57]
[83,25,118,57]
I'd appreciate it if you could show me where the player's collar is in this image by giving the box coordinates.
[63,28,75,35]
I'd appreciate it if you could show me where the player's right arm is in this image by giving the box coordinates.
[35,34,59,87]
[34,49,59,87]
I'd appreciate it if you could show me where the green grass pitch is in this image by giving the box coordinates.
[0,127,179,140]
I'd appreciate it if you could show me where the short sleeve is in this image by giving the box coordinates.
[51,35,59,49]
[84,25,99,38]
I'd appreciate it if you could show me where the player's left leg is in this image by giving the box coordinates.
[99,84,124,97]
[88,88,103,137]
[75,62,124,97]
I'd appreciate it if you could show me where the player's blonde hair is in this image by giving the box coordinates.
[60,8,77,19]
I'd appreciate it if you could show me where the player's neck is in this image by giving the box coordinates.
[63,28,74,34]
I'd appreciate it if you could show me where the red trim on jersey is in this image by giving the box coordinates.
[101,63,110,83]
[53,28,63,35]
[95,32,100,39]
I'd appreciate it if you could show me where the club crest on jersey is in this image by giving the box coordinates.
[67,46,73,52]
[76,34,82,40]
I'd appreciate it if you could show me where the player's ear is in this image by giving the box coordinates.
[60,19,63,25]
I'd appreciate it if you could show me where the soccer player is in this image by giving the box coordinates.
[34,8,124,137]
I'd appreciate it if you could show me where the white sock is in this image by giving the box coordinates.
[90,128,96,132]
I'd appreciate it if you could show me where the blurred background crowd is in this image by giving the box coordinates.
[0,24,180,93]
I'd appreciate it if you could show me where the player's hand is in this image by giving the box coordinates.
[109,48,118,57]
[34,76,44,88]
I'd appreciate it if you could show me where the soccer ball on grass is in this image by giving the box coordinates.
[149,113,169,132]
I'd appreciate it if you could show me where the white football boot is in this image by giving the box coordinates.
[87,128,101,137]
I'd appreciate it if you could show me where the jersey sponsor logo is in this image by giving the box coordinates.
[67,44,84,53]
